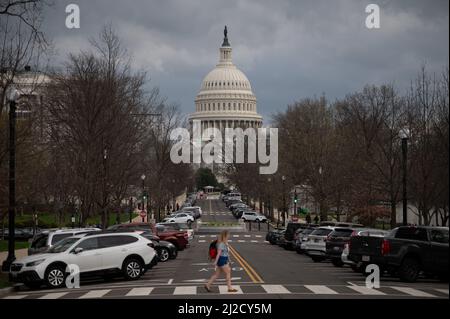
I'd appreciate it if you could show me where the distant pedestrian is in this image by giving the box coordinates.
[176,203,180,211]
[204,230,238,293]
[306,214,312,224]
[314,215,320,224]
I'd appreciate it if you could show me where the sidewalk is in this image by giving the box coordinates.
[0,248,28,265]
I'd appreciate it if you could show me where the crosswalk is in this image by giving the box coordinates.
[197,234,266,244]
[3,284,448,299]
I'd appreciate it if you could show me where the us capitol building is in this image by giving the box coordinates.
[189,27,263,132]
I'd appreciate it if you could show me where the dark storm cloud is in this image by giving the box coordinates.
[41,0,449,121]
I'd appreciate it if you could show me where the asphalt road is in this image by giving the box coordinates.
[2,198,448,299]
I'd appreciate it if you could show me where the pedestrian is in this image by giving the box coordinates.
[314,215,320,224]
[204,230,238,293]
[306,213,312,224]
[176,203,180,211]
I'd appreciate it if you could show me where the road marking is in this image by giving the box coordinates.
[2,295,27,299]
[251,240,258,243]
[228,240,233,242]
[238,240,246,243]
[199,240,206,243]
[391,287,436,298]
[79,289,111,299]
[219,285,243,294]
[199,235,206,238]
[229,245,264,284]
[264,241,269,243]
[183,277,242,283]
[210,235,216,238]
[126,287,154,296]
[39,292,69,299]
[174,286,197,295]
[255,235,262,238]
[244,235,251,238]
[167,279,173,285]
[261,285,291,294]
[305,285,339,295]
[347,286,386,295]
[233,235,240,238]
[435,289,449,295]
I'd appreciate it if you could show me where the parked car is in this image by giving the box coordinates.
[348,226,449,282]
[304,227,336,262]
[155,224,189,251]
[326,227,364,267]
[28,228,101,255]
[182,206,202,219]
[241,211,267,223]
[157,222,194,241]
[320,221,364,228]
[283,222,309,250]
[294,227,316,254]
[163,212,194,224]
[108,223,189,251]
[341,228,388,271]
[137,231,178,262]
[9,232,157,289]
[266,228,285,245]
[0,228,35,241]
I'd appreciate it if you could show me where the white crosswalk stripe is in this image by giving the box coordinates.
[126,287,154,296]
[2,284,444,299]
[219,285,243,294]
[347,286,386,295]
[435,289,449,295]
[391,286,437,298]
[174,286,197,295]
[262,285,291,294]
[79,289,111,299]
[39,292,69,299]
[305,285,339,295]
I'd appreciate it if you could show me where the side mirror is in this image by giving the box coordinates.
[73,247,84,254]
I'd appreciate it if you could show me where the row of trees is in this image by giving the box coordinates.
[1,1,194,228]
[226,67,449,228]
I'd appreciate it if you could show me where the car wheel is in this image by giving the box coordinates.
[159,248,170,262]
[123,258,144,281]
[296,248,303,254]
[170,248,178,260]
[399,257,420,283]
[332,259,344,267]
[45,264,67,289]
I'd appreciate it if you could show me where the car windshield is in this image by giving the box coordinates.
[48,237,79,253]
[311,228,333,236]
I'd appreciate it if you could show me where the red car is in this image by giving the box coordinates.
[108,223,189,251]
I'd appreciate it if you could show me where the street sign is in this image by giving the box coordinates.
[139,210,147,218]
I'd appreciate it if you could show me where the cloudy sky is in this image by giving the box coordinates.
[42,0,449,122]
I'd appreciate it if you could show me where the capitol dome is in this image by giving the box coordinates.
[189,26,263,131]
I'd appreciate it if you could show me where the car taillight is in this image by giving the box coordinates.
[381,239,390,256]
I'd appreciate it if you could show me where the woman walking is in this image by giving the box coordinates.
[205,230,238,293]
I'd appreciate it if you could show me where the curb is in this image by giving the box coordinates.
[0,286,14,297]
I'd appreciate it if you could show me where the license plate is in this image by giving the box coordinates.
[333,247,340,251]
[362,255,370,262]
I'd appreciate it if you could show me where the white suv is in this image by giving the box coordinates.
[304,227,336,262]
[10,232,157,289]
[163,212,194,224]
[241,211,267,222]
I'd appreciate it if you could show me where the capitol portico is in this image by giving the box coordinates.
[189,27,263,131]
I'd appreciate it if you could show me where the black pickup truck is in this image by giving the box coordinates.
[348,226,449,282]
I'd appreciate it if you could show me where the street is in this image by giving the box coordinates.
[2,199,448,300]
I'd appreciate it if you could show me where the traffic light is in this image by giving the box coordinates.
[294,194,298,204]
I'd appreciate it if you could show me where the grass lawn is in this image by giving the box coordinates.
[0,240,29,252]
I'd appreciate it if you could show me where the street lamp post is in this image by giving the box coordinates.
[400,129,410,226]
[129,197,133,223]
[141,174,146,223]
[2,89,20,272]
[282,176,286,226]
